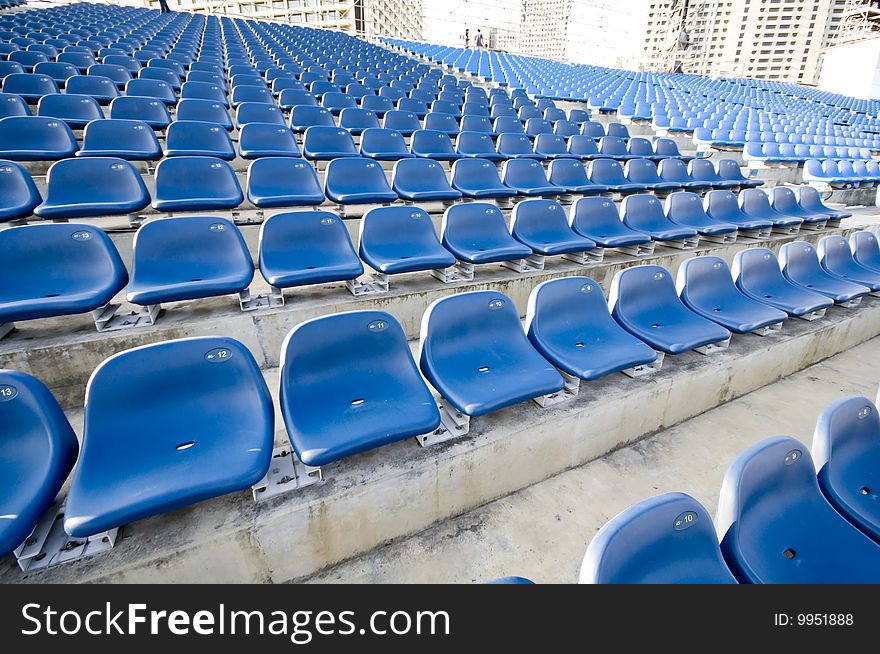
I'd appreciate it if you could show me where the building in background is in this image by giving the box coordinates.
[138,0,423,40]
[818,0,880,99]
[641,0,847,84]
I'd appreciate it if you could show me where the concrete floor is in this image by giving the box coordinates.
[306,335,880,584]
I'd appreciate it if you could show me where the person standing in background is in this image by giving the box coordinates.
[159,0,171,13]
[463,28,470,48]
[475,29,484,48]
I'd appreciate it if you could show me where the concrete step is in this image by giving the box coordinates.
[1,216,875,410]
[5,294,880,584]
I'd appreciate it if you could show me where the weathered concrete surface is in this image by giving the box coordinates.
[3,296,880,584]
[305,336,880,584]
[2,218,875,410]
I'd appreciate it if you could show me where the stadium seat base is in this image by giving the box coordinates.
[431,261,475,284]
[840,297,863,309]
[658,236,700,250]
[618,242,656,256]
[252,446,322,501]
[827,219,842,229]
[14,499,119,573]
[700,233,737,244]
[621,351,665,377]
[346,272,390,296]
[796,308,827,321]
[416,401,471,447]
[772,225,801,235]
[92,303,160,332]
[800,221,828,232]
[752,322,784,336]
[501,254,546,273]
[739,228,772,240]
[0,322,13,341]
[694,336,731,355]
[239,288,285,311]
[561,247,605,265]
[533,370,580,407]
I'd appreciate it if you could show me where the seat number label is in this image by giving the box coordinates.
[0,384,17,402]
[204,348,232,363]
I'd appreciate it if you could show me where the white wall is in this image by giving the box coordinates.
[819,38,880,101]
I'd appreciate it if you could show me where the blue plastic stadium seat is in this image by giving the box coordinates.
[32,61,78,90]
[717,159,763,188]
[623,158,680,191]
[259,210,363,289]
[502,159,563,196]
[383,109,420,136]
[547,159,609,194]
[797,185,850,222]
[812,396,880,544]
[653,137,693,162]
[689,158,739,189]
[0,223,127,324]
[818,235,880,291]
[36,93,102,129]
[231,85,272,107]
[279,311,440,465]
[359,128,412,161]
[770,186,829,228]
[125,78,175,106]
[176,98,233,130]
[456,130,505,161]
[850,231,880,272]
[76,119,161,160]
[0,159,40,222]
[534,133,575,159]
[34,157,150,219]
[569,197,652,251]
[337,107,380,135]
[246,157,325,209]
[127,217,253,307]
[1,72,59,103]
[496,132,542,160]
[779,241,870,304]
[677,256,788,333]
[0,370,78,555]
[510,199,597,256]
[289,105,334,133]
[620,194,698,243]
[235,101,284,129]
[665,191,737,239]
[109,96,171,130]
[64,337,273,537]
[0,92,30,119]
[0,115,78,160]
[302,126,359,160]
[440,202,532,264]
[358,205,455,274]
[658,157,711,190]
[410,129,462,161]
[419,291,563,416]
[64,73,120,104]
[715,436,880,583]
[588,158,646,193]
[733,248,833,317]
[238,123,300,159]
[278,88,316,110]
[527,276,658,380]
[392,158,461,202]
[738,188,802,233]
[703,190,772,235]
[324,157,397,205]
[164,120,235,160]
[152,156,243,212]
[450,158,516,199]
[580,492,737,584]
[423,111,459,136]
[610,265,731,354]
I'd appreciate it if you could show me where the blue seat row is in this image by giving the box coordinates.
[581,392,880,583]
